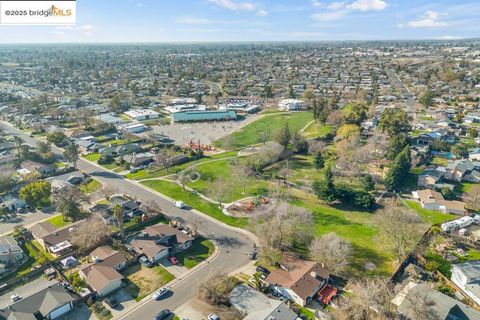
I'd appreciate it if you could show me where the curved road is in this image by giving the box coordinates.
[0,121,255,319]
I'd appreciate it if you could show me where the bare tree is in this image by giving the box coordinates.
[310,233,352,275]
[327,110,343,127]
[232,160,253,194]
[334,277,395,320]
[113,203,125,239]
[71,216,111,253]
[376,205,426,262]
[155,149,175,172]
[100,185,117,200]
[308,140,326,155]
[467,185,480,211]
[404,286,440,320]
[207,177,234,208]
[258,243,282,267]
[197,272,236,306]
[253,202,314,251]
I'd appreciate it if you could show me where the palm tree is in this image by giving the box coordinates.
[112,204,125,239]
[13,136,23,162]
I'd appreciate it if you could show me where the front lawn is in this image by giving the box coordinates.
[124,264,174,301]
[214,112,313,149]
[176,238,215,269]
[79,179,102,194]
[141,180,248,228]
[405,200,457,225]
[83,153,100,162]
[46,214,69,228]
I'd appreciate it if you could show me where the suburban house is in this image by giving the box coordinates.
[20,160,56,176]
[445,159,480,183]
[122,152,154,167]
[417,167,447,189]
[1,196,26,211]
[451,261,480,306]
[265,255,330,306]
[229,284,298,320]
[415,130,457,146]
[0,283,76,320]
[0,235,24,268]
[99,143,141,157]
[130,224,194,263]
[412,189,466,215]
[75,139,103,153]
[30,220,86,257]
[79,246,126,297]
[392,282,480,320]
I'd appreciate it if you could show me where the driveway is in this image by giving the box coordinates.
[105,288,137,318]
[0,277,58,309]
[59,302,95,320]
[159,259,188,278]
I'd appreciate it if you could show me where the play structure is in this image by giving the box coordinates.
[184,140,217,152]
[226,195,276,217]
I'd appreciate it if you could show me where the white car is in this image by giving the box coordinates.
[208,314,220,320]
[175,201,185,209]
[152,287,169,300]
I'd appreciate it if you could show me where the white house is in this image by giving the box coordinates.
[124,108,159,121]
[451,261,480,306]
[278,99,305,111]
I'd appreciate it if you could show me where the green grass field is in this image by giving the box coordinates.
[46,214,70,228]
[301,123,332,139]
[141,180,248,228]
[176,238,215,269]
[214,112,313,149]
[187,158,271,202]
[79,179,102,194]
[405,200,457,225]
[83,153,101,162]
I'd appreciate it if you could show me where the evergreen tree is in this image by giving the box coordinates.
[361,174,375,192]
[315,152,325,172]
[385,146,411,192]
[288,85,295,99]
[313,166,337,203]
[276,122,291,147]
[386,134,408,160]
[312,99,318,122]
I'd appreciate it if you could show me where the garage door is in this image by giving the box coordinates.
[48,302,72,319]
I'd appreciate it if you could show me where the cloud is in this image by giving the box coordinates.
[346,0,387,11]
[311,10,348,21]
[256,9,268,17]
[311,0,324,8]
[327,2,346,10]
[438,35,462,40]
[208,0,255,11]
[175,17,212,24]
[402,10,447,29]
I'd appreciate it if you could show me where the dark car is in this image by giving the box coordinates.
[256,266,270,275]
[104,298,118,308]
[248,251,257,260]
[155,309,172,320]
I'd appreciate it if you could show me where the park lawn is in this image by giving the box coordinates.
[141,180,248,228]
[301,122,332,139]
[187,158,271,202]
[46,214,70,228]
[264,155,324,187]
[289,189,395,276]
[79,179,102,194]
[176,238,215,269]
[214,111,313,149]
[83,152,101,162]
[405,200,457,225]
[125,151,238,180]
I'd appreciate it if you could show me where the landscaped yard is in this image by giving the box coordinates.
[141,180,248,228]
[124,264,174,301]
[214,111,313,149]
[405,200,457,225]
[176,238,215,269]
[79,178,102,194]
[46,214,70,228]
[83,152,101,162]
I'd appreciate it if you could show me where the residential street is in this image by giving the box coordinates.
[0,121,255,319]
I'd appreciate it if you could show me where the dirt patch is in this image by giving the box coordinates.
[124,264,174,301]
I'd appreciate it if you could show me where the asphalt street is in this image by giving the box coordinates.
[0,121,255,319]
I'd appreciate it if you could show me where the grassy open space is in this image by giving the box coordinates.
[214,111,313,149]
[301,122,332,139]
[141,180,248,228]
[83,152,101,162]
[289,189,395,275]
[176,238,215,269]
[79,179,102,194]
[405,200,457,225]
[187,158,271,203]
[455,182,477,195]
[125,151,238,180]
[124,264,174,301]
[264,154,324,187]
[46,214,70,228]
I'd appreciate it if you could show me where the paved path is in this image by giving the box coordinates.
[0,121,257,320]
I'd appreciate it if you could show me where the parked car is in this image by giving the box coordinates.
[10,294,21,302]
[139,256,154,267]
[155,309,173,320]
[208,314,220,320]
[175,201,185,209]
[152,287,169,300]
[104,297,118,308]
[256,265,270,275]
[167,256,179,265]
[248,251,257,260]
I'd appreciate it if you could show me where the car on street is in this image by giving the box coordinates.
[248,251,257,260]
[152,287,169,300]
[175,201,185,209]
[167,256,179,265]
[208,314,220,320]
[104,297,118,308]
[10,294,21,302]
[155,309,173,320]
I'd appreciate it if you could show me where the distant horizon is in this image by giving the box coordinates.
[0,0,479,43]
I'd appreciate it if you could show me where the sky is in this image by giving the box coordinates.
[0,0,479,43]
